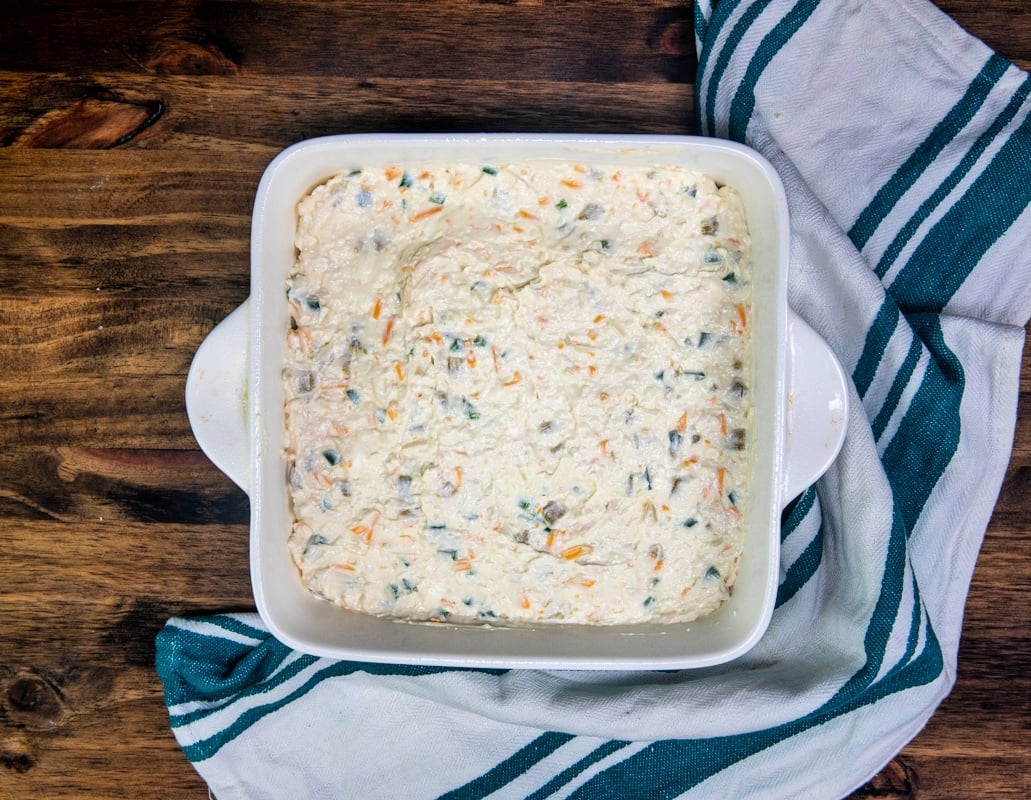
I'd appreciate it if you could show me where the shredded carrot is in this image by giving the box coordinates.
[491,346,500,372]
[573,164,588,174]
[593,314,605,324]
[561,544,593,561]
[636,241,655,258]
[410,205,443,223]
[503,371,522,387]
[520,591,532,609]
[718,413,727,436]
[561,179,583,189]
[372,297,382,319]
[313,471,333,488]
[518,209,537,220]
[394,363,405,383]
[654,559,664,571]
[467,350,477,369]
[538,196,549,206]
[432,331,443,345]
[385,166,402,180]
[333,563,356,572]
[636,189,650,202]
[454,466,463,488]
[386,400,399,421]
[382,317,395,345]
[661,504,670,513]
[600,439,609,456]
[736,304,748,329]
[588,364,597,376]
[599,391,610,401]
[419,170,431,179]
[512,225,524,233]
[676,411,689,433]
[556,341,565,350]
[717,467,726,495]
[566,576,596,588]
[350,524,372,544]
[660,290,673,301]
[587,330,599,342]
[682,456,698,468]
[453,559,473,572]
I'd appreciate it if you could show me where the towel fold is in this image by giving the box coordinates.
[158,0,1030,796]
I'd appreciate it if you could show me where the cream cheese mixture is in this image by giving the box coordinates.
[283,161,753,625]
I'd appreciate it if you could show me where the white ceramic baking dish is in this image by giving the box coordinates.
[186,133,847,670]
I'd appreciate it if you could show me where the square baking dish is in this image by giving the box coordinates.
[186,133,847,670]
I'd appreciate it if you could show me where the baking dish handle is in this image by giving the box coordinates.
[782,311,848,506]
[185,300,250,494]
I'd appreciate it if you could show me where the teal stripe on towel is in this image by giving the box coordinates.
[436,733,576,800]
[524,741,633,800]
[889,110,1031,312]
[727,0,822,142]
[870,332,923,442]
[880,315,964,533]
[701,0,775,134]
[853,300,900,400]
[848,53,1010,251]
[873,74,1031,279]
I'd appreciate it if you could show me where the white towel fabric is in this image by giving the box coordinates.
[157,0,1030,796]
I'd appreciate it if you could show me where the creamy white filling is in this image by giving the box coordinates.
[284,161,753,625]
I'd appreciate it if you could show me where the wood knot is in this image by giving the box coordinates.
[0,739,35,774]
[7,677,46,711]
[3,671,67,728]
[19,89,164,149]
[656,20,694,56]
[144,38,240,76]
[858,757,918,797]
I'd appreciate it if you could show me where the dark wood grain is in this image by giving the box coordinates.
[0,1,1026,798]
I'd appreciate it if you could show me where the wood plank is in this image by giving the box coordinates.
[0,448,247,523]
[0,665,209,798]
[0,376,199,449]
[0,521,252,665]
[933,0,1031,66]
[0,73,697,150]
[0,1,698,83]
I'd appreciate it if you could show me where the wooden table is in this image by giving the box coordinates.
[0,2,1026,797]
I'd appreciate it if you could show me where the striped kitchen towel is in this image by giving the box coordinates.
[157,0,1030,797]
